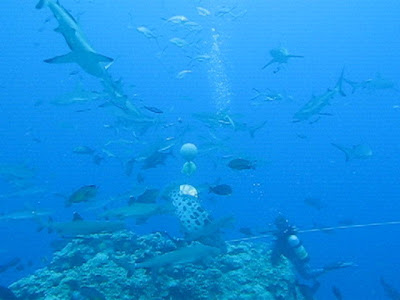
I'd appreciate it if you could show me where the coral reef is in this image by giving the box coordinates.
[10,231,305,300]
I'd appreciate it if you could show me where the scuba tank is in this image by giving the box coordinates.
[287,235,309,261]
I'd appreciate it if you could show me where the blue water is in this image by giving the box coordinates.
[1,0,400,298]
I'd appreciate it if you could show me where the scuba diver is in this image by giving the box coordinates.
[271,214,355,280]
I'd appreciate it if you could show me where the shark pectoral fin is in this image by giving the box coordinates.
[87,52,114,63]
[261,59,275,70]
[44,53,76,64]
[35,0,48,9]
[287,55,304,58]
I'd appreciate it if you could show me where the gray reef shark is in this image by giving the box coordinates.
[37,212,125,236]
[36,0,114,81]
[344,74,397,93]
[99,202,174,223]
[331,143,373,162]
[293,68,346,122]
[36,0,145,120]
[262,47,303,72]
[135,242,221,271]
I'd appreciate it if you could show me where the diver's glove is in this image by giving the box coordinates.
[323,261,357,271]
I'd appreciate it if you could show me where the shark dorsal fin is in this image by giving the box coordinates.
[128,196,136,206]
[73,212,83,221]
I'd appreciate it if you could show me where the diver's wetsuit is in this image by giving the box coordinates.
[271,216,327,279]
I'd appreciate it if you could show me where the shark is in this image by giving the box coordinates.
[99,202,174,223]
[331,143,372,161]
[36,0,146,116]
[262,47,303,71]
[293,68,346,122]
[0,207,52,222]
[37,212,125,236]
[344,74,397,93]
[135,242,221,271]
[381,277,400,300]
[36,0,114,81]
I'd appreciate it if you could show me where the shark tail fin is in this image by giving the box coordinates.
[248,120,267,138]
[261,59,275,70]
[35,0,48,9]
[343,78,358,94]
[336,67,346,96]
[331,143,351,162]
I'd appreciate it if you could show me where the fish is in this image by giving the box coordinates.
[136,173,145,184]
[304,197,325,210]
[262,47,303,72]
[331,143,373,161]
[228,158,256,170]
[124,158,135,176]
[135,243,221,271]
[0,208,52,222]
[196,7,211,16]
[250,88,284,106]
[184,21,203,33]
[380,277,400,300]
[332,285,343,300]
[239,227,254,237]
[73,146,95,155]
[99,202,173,223]
[0,286,18,300]
[209,184,232,196]
[293,68,346,122]
[248,120,268,138]
[36,0,114,80]
[137,26,158,40]
[184,215,234,243]
[0,164,35,182]
[134,188,160,203]
[169,37,188,48]
[0,186,47,199]
[188,54,211,66]
[140,150,173,170]
[51,85,102,105]
[66,185,98,207]
[143,106,163,114]
[38,212,125,236]
[79,286,106,300]
[215,6,247,20]
[176,70,193,79]
[92,154,104,165]
[345,74,397,93]
[164,15,189,25]
[297,281,320,300]
[0,258,21,274]
[337,218,354,226]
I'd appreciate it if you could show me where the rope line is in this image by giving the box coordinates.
[227,220,400,243]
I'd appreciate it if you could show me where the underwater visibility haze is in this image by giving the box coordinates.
[0,0,400,299]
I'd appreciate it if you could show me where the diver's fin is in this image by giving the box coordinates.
[44,52,76,64]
